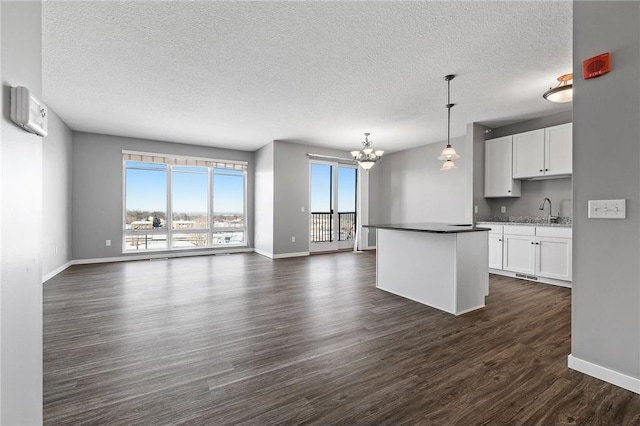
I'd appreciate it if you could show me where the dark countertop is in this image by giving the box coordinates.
[363,222,490,234]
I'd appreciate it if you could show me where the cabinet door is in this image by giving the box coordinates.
[545,123,572,176]
[484,136,521,197]
[536,236,572,281]
[488,234,503,270]
[513,129,545,179]
[502,234,536,275]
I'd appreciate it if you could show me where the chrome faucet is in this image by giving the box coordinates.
[539,198,558,223]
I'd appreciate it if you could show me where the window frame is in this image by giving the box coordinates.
[122,151,248,253]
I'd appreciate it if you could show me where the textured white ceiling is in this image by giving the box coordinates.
[42,1,572,153]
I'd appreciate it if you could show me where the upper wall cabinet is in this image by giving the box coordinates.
[545,123,573,176]
[513,123,572,179]
[485,136,521,198]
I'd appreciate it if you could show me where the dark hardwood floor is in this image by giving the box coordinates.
[44,251,640,425]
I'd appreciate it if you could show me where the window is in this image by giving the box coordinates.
[123,152,247,252]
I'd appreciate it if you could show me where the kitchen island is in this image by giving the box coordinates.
[364,223,489,315]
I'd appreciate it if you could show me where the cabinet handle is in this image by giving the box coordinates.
[508,190,511,193]
[498,239,502,242]
[539,169,543,172]
[531,242,534,245]
[545,169,549,171]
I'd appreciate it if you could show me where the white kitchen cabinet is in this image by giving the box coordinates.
[535,226,572,281]
[488,234,503,270]
[484,136,521,198]
[502,233,536,275]
[512,129,545,178]
[545,123,572,176]
[512,123,572,179]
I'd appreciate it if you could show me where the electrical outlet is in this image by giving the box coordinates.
[301,206,305,213]
[106,239,111,247]
[474,205,478,214]
[501,206,506,213]
[291,236,296,243]
[55,246,58,254]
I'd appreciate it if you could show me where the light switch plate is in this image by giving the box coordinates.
[588,199,626,219]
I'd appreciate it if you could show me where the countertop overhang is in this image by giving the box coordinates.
[363,223,490,234]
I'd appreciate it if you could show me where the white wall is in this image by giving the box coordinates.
[254,142,274,255]
[1,1,44,423]
[571,1,640,388]
[371,135,473,225]
[42,109,73,280]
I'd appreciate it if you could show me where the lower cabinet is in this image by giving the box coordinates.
[488,234,503,270]
[479,223,572,286]
[536,236,572,281]
[502,234,536,275]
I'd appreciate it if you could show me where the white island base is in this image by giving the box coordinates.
[375,227,489,316]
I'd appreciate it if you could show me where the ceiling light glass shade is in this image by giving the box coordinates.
[543,73,573,103]
[359,161,376,170]
[440,160,457,171]
[543,85,573,103]
[437,146,460,161]
[350,133,383,170]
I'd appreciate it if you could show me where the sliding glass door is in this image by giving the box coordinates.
[309,160,357,252]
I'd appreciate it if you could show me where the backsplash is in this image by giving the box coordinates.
[475,215,572,225]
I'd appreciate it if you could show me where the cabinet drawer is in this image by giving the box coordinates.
[535,227,572,238]
[503,225,535,236]
[478,224,503,234]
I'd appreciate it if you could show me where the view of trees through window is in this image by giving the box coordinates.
[124,155,246,251]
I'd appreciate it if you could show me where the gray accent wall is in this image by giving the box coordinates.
[487,178,572,218]
[470,122,492,219]
[254,142,274,255]
[272,140,352,256]
[370,135,473,225]
[72,132,254,260]
[487,110,572,139]
[572,2,640,379]
[42,109,73,278]
[1,1,43,423]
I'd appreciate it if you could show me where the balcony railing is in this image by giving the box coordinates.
[310,211,356,243]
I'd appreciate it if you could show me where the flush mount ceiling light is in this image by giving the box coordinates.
[438,74,460,171]
[543,73,573,103]
[351,133,384,170]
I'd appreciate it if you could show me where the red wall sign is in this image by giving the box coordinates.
[583,52,611,79]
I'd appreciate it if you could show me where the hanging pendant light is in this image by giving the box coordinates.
[350,133,384,170]
[438,74,459,170]
[543,73,573,103]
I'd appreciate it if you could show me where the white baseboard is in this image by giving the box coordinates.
[273,251,309,259]
[489,268,571,288]
[42,260,73,283]
[43,247,254,282]
[568,354,640,394]
[254,248,274,259]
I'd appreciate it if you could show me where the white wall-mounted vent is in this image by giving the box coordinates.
[10,86,48,137]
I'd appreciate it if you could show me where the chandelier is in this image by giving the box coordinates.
[351,133,384,170]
